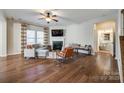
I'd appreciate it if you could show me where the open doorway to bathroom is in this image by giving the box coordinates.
[95,20,115,56]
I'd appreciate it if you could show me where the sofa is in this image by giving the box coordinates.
[24,44,51,59]
[67,43,92,55]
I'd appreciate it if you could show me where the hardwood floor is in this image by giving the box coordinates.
[0,53,119,83]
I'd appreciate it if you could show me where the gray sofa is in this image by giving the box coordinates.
[24,44,51,58]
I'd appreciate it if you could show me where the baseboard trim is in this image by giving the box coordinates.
[0,54,7,57]
[7,53,21,56]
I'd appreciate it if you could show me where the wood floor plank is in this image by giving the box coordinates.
[0,53,120,83]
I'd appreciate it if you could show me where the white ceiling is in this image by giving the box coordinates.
[3,9,117,26]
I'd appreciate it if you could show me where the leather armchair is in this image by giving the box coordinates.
[56,47,74,62]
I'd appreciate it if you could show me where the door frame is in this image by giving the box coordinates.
[93,20,116,56]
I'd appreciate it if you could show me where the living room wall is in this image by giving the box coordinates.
[0,12,22,57]
[49,13,118,55]
[0,10,7,57]
[66,23,92,46]
[7,19,21,55]
[66,13,118,55]
[66,12,124,82]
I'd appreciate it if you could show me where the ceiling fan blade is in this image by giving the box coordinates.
[57,15,75,23]
[52,15,57,17]
[40,13,45,16]
[52,19,58,22]
[38,18,44,20]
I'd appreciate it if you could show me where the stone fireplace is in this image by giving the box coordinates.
[52,41,63,50]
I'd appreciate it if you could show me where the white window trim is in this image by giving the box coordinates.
[27,30,44,45]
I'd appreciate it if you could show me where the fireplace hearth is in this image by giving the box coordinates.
[53,41,63,50]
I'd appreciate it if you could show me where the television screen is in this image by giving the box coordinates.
[51,29,64,37]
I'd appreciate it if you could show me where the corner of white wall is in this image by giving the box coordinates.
[0,10,7,57]
[116,10,123,83]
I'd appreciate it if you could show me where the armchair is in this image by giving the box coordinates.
[24,45,35,58]
[56,47,74,62]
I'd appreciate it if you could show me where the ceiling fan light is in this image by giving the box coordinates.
[46,17,51,22]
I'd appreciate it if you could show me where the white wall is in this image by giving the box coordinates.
[66,12,123,82]
[13,23,21,54]
[66,23,92,46]
[49,14,118,56]
[7,19,21,55]
[66,13,118,55]
[0,16,2,56]
[7,19,13,55]
[116,10,123,83]
[49,14,118,55]
[0,10,7,57]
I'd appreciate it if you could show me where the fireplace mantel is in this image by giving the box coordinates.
[50,37,65,50]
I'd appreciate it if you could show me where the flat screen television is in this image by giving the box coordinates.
[51,29,64,37]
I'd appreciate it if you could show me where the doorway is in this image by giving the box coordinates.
[95,20,115,56]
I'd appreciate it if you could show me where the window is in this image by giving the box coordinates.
[36,31,44,44]
[26,30,44,45]
[26,30,35,44]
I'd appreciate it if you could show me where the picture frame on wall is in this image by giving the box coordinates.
[104,33,110,41]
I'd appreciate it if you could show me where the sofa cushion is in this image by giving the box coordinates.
[32,44,40,49]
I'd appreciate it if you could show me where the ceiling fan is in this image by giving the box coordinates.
[38,10,58,23]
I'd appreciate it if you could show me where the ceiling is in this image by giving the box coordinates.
[3,9,117,26]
